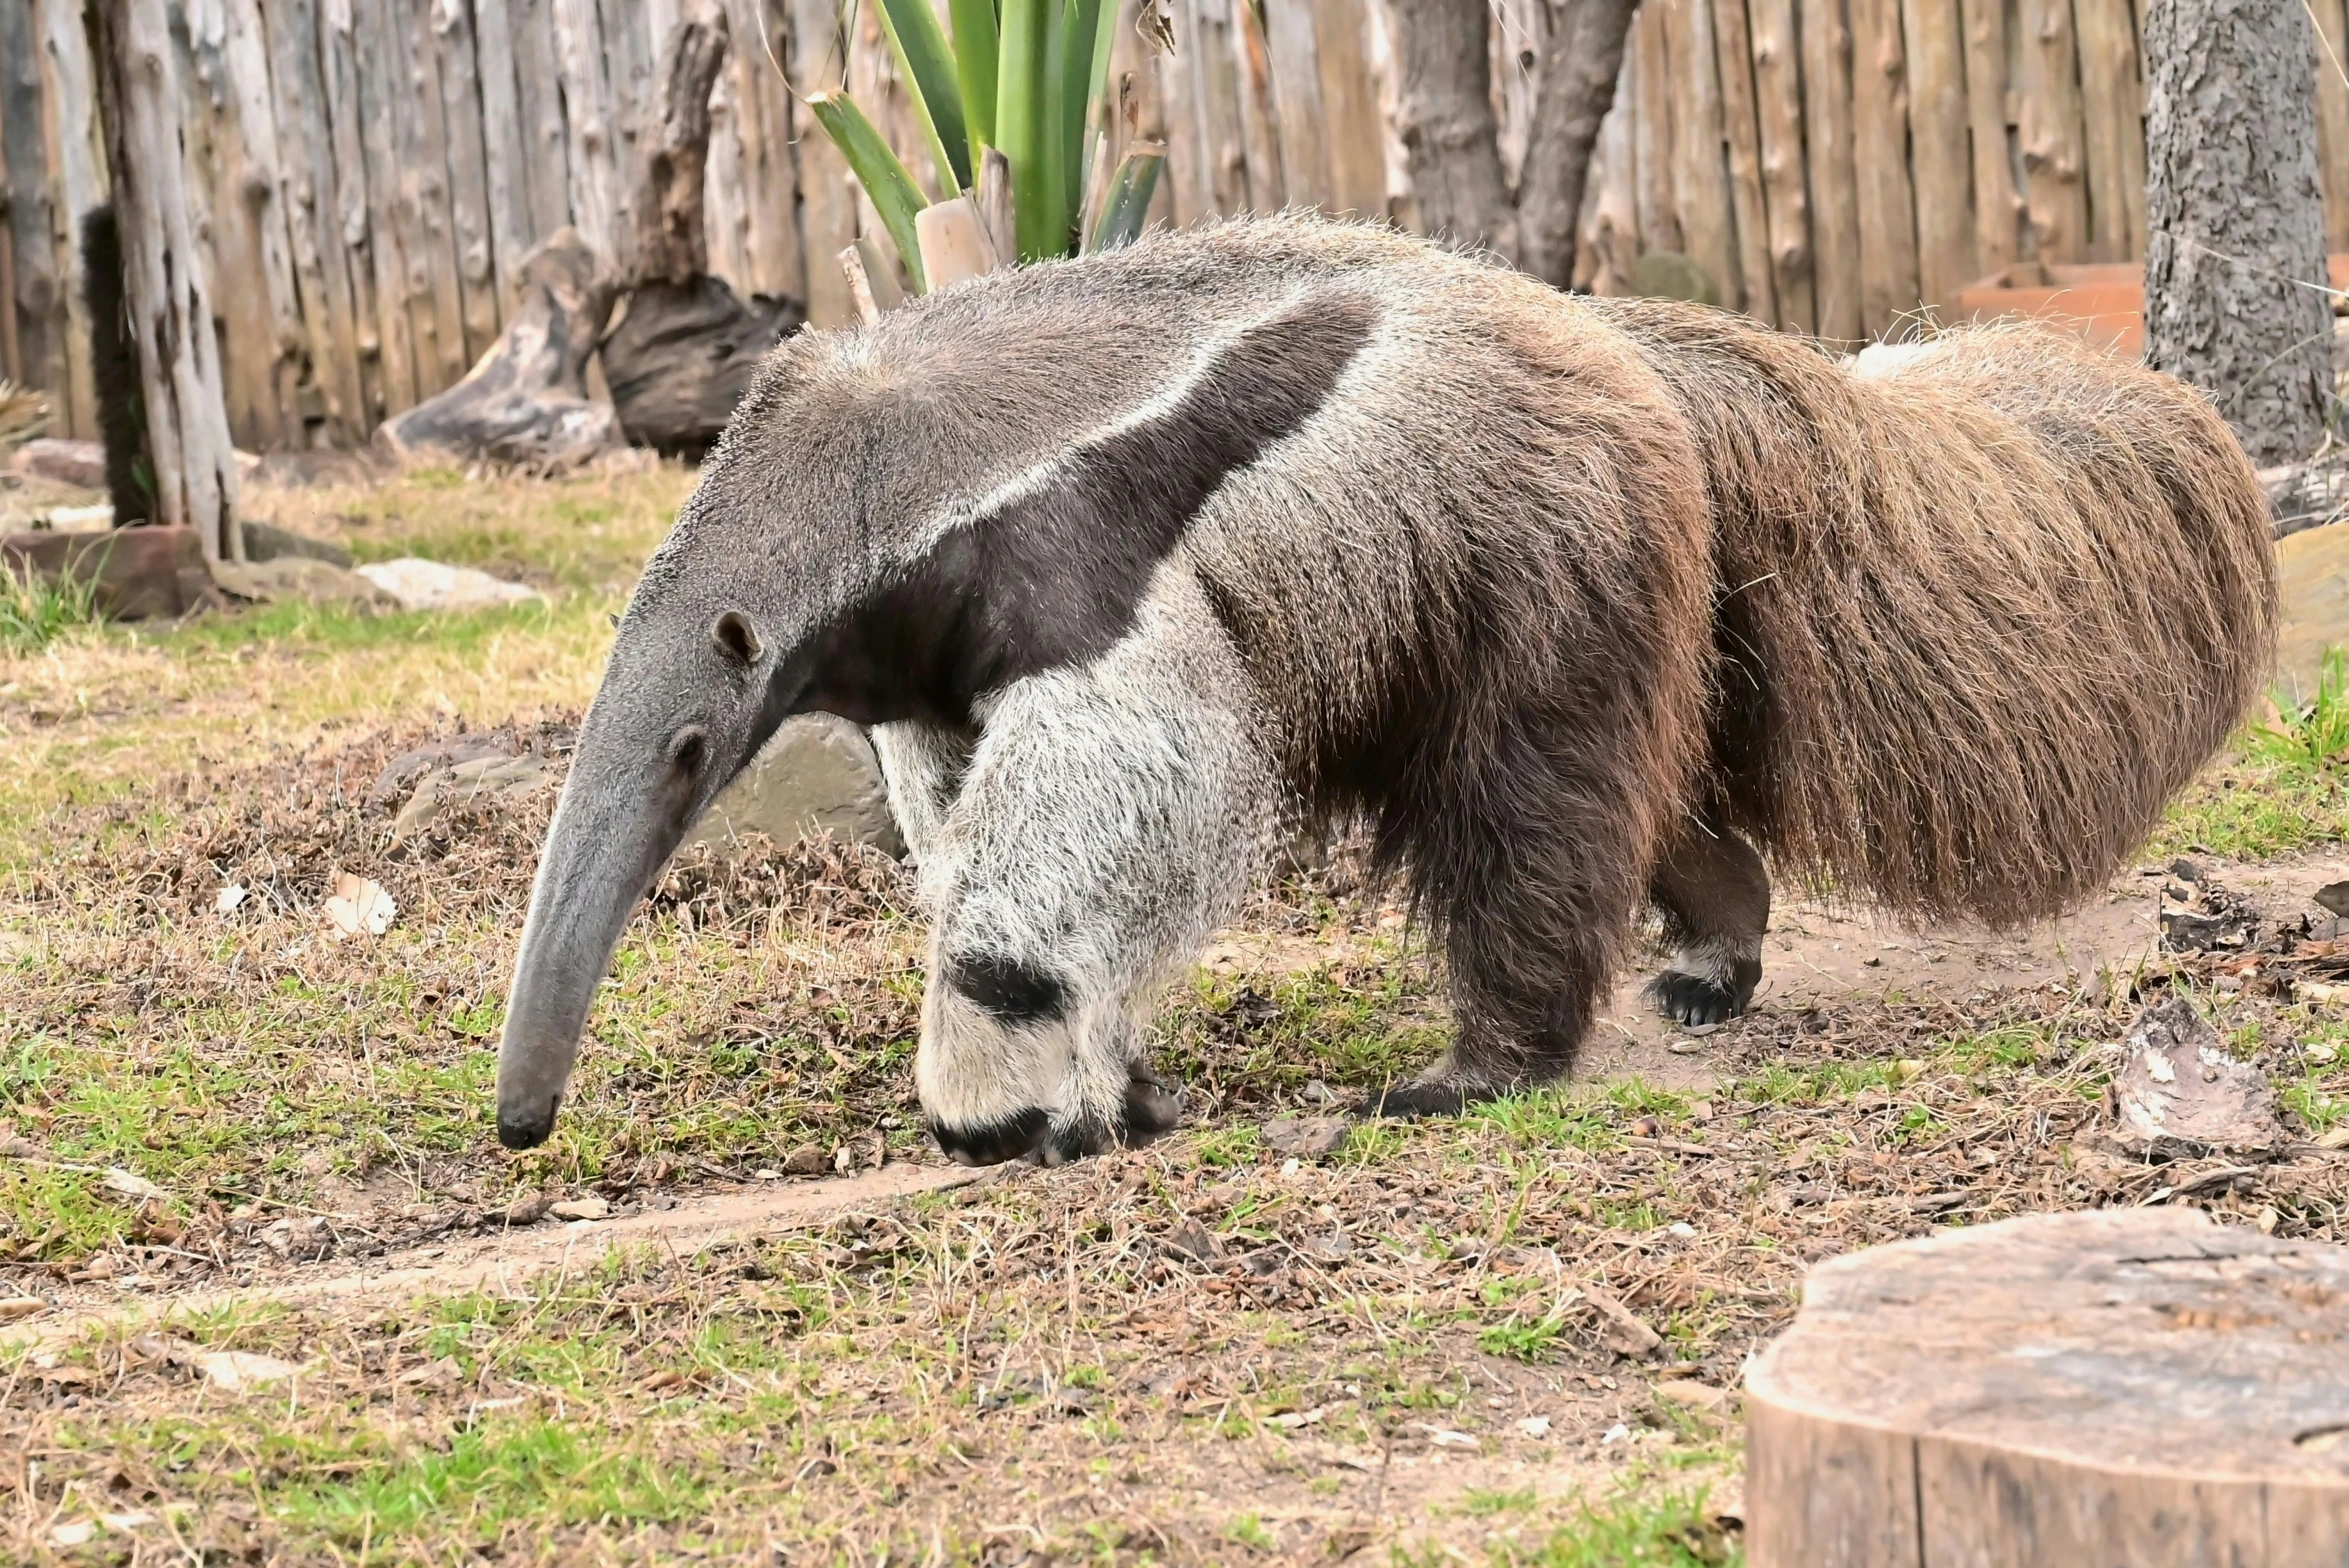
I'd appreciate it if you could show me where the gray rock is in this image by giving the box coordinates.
[1261,1116,1352,1158]
[2112,997,2283,1158]
[211,555,400,612]
[9,437,105,490]
[390,753,558,842]
[687,714,904,856]
[241,519,355,569]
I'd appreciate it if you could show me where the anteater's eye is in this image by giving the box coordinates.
[669,727,709,776]
[711,609,762,666]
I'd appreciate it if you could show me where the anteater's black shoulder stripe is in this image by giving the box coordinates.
[785,294,1377,729]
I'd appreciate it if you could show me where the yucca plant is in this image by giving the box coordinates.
[807,0,1166,295]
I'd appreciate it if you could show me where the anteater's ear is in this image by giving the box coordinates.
[711,609,763,667]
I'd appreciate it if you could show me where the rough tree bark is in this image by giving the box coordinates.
[1387,0,1642,287]
[1386,0,1513,256]
[2141,0,2333,466]
[92,0,242,561]
[601,2,800,460]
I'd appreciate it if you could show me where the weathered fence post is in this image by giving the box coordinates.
[91,0,240,562]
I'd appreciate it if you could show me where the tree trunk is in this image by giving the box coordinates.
[2142,0,2333,466]
[631,2,732,288]
[1386,0,1513,258]
[92,0,242,562]
[1518,0,1643,288]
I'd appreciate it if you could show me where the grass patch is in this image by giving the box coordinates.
[0,550,105,651]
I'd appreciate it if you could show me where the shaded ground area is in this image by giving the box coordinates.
[0,467,2345,1563]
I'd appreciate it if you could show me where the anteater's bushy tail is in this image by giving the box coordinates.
[1594,301,2277,926]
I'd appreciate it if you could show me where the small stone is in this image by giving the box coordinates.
[0,1296,45,1320]
[780,1144,829,1176]
[1300,1078,1338,1105]
[548,1197,609,1222]
[833,1144,856,1174]
[1164,1220,1220,1262]
[753,1168,783,1181]
[1261,1116,1350,1158]
[2112,997,2283,1157]
[1653,1377,1731,1414]
[1516,1415,1551,1437]
[1302,1232,1354,1263]
[1584,1283,1665,1359]
[353,557,544,612]
[503,1192,553,1226]
[190,1349,302,1392]
[99,1168,164,1203]
[215,884,247,915]
[259,1215,334,1260]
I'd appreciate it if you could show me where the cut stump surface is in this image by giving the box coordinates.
[1745,1208,2349,1566]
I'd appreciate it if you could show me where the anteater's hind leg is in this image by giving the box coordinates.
[1362,726,1657,1119]
[1646,814,1770,1026]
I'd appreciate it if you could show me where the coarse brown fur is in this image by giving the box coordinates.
[1586,300,2278,925]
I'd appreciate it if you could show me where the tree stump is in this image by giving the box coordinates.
[1745,1208,2349,1566]
[376,229,618,471]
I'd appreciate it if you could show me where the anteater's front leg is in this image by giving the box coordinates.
[916,578,1276,1166]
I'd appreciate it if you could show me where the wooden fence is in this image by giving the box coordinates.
[6,0,2349,453]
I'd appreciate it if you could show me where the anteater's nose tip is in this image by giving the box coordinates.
[496,1101,557,1151]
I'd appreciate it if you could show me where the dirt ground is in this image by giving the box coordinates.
[1,464,2344,1565]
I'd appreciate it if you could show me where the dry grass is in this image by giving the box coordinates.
[0,462,2342,1564]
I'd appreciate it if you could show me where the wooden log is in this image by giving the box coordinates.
[602,278,799,456]
[0,185,18,386]
[1158,0,1216,225]
[1745,1208,2349,1566]
[2305,0,2349,257]
[431,0,506,357]
[92,0,243,559]
[786,0,859,327]
[1263,0,1335,212]
[471,0,539,306]
[604,0,661,268]
[1711,0,1778,325]
[35,0,107,440]
[1848,0,1920,334]
[1231,0,1286,211]
[399,0,475,393]
[551,0,625,269]
[1957,0,2018,279]
[715,0,804,302]
[2071,0,2144,260]
[2014,0,2089,262]
[1385,0,1512,251]
[350,0,429,413]
[1747,0,1814,332]
[1575,52,1640,295]
[1631,5,1681,256]
[508,0,578,243]
[259,0,372,447]
[1,0,65,414]
[1799,0,1863,342]
[1900,0,1973,314]
[631,3,732,287]
[172,0,299,448]
[1660,0,1741,310]
[378,228,618,468]
[1312,0,1388,219]
[319,0,394,427]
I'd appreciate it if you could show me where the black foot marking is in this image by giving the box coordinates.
[1123,1065,1186,1145]
[1356,1080,1473,1119]
[931,1105,1050,1167]
[1647,960,1760,1027]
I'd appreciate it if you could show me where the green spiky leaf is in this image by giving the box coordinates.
[874,0,972,191]
[1086,143,1164,253]
[950,0,999,151]
[996,0,1058,260]
[807,92,931,293]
